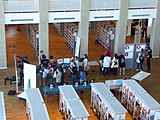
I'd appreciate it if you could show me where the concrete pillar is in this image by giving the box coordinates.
[150,0,160,58]
[114,0,129,54]
[78,0,90,58]
[39,0,49,59]
[0,1,7,69]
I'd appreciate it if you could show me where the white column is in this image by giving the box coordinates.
[39,0,49,58]
[78,0,90,58]
[114,0,129,54]
[0,0,7,69]
[150,0,160,58]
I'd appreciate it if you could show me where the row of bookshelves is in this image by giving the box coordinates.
[24,24,39,57]
[96,21,116,51]
[53,23,64,36]
[64,23,78,53]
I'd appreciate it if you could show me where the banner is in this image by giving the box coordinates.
[24,63,36,90]
[75,36,80,57]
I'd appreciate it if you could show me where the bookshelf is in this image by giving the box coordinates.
[24,24,39,57]
[96,21,116,51]
[64,22,78,53]
[53,23,64,36]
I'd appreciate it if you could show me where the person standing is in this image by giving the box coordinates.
[69,62,78,85]
[60,63,65,85]
[54,68,62,86]
[83,54,89,76]
[102,54,111,77]
[136,48,145,71]
[119,53,126,75]
[111,53,119,76]
[145,35,150,45]
[40,50,45,65]
[146,47,152,72]
[79,68,86,85]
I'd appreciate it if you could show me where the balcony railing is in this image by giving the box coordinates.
[90,0,120,10]
[4,0,39,12]
[129,0,157,9]
[4,0,157,13]
[48,0,80,11]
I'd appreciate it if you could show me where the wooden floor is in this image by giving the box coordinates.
[0,25,160,120]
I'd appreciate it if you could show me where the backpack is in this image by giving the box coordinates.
[121,58,125,63]
[139,54,144,61]
[8,90,16,95]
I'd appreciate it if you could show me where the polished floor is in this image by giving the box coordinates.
[0,25,160,120]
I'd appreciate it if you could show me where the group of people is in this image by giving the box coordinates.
[101,49,126,77]
[38,50,89,87]
[136,44,152,72]
[101,45,152,77]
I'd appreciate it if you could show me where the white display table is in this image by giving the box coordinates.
[122,80,160,120]
[0,92,6,120]
[101,97,126,120]
[58,85,89,120]
[66,100,89,120]
[90,82,114,98]
[30,103,50,120]
[25,88,44,105]
[0,92,5,108]
[59,85,80,100]
[25,88,50,120]
[135,92,160,120]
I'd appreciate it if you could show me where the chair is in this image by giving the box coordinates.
[4,77,12,86]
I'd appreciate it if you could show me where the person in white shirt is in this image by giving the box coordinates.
[102,54,111,76]
[83,54,89,76]
[111,53,119,76]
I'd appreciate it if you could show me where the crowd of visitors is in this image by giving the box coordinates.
[37,51,89,87]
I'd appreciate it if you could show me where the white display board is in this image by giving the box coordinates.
[124,44,134,59]
[24,63,36,90]
[75,36,80,57]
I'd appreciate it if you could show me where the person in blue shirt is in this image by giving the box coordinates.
[79,68,86,85]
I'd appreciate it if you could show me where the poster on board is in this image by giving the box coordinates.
[124,51,134,59]
[136,44,146,52]
[24,63,36,90]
